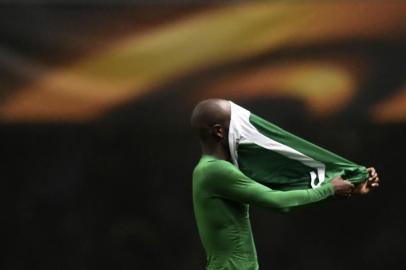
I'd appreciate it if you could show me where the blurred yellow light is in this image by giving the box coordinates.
[372,87,406,122]
[193,61,358,117]
[0,1,404,121]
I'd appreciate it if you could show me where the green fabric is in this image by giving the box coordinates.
[193,155,335,270]
[237,113,368,191]
[238,143,313,191]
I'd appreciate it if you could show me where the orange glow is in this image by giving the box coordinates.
[372,87,406,122]
[0,1,405,121]
[192,59,366,117]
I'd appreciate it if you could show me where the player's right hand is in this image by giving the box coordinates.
[330,176,354,197]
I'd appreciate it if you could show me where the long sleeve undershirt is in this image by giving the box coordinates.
[192,155,335,270]
[206,157,335,211]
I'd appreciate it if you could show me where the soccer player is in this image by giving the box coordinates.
[191,99,379,270]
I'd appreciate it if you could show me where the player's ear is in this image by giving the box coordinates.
[212,124,224,139]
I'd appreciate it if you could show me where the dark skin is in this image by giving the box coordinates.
[191,99,379,196]
[191,99,232,162]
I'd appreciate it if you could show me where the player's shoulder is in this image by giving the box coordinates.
[193,157,237,179]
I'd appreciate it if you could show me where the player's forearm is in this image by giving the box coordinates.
[250,183,335,209]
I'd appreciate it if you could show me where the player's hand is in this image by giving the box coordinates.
[353,167,380,195]
[330,176,354,197]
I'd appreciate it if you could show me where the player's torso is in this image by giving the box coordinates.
[193,157,258,269]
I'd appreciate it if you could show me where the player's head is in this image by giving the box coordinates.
[191,98,231,147]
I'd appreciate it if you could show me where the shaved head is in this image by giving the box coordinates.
[191,99,231,144]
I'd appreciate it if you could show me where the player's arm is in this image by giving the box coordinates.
[209,161,353,211]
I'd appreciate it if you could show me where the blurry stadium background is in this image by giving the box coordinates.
[1,1,405,269]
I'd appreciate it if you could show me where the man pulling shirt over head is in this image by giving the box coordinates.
[191,99,379,270]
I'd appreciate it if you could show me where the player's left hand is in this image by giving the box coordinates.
[353,167,380,195]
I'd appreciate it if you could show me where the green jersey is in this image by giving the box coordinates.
[192,155,335,270]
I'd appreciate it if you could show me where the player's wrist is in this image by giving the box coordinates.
[325,182,336,196]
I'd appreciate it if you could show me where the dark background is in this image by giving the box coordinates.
[1,1,405,269]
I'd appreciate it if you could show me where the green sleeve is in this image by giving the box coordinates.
[208,160,335,210]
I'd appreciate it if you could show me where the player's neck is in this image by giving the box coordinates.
[201,143,231,162]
